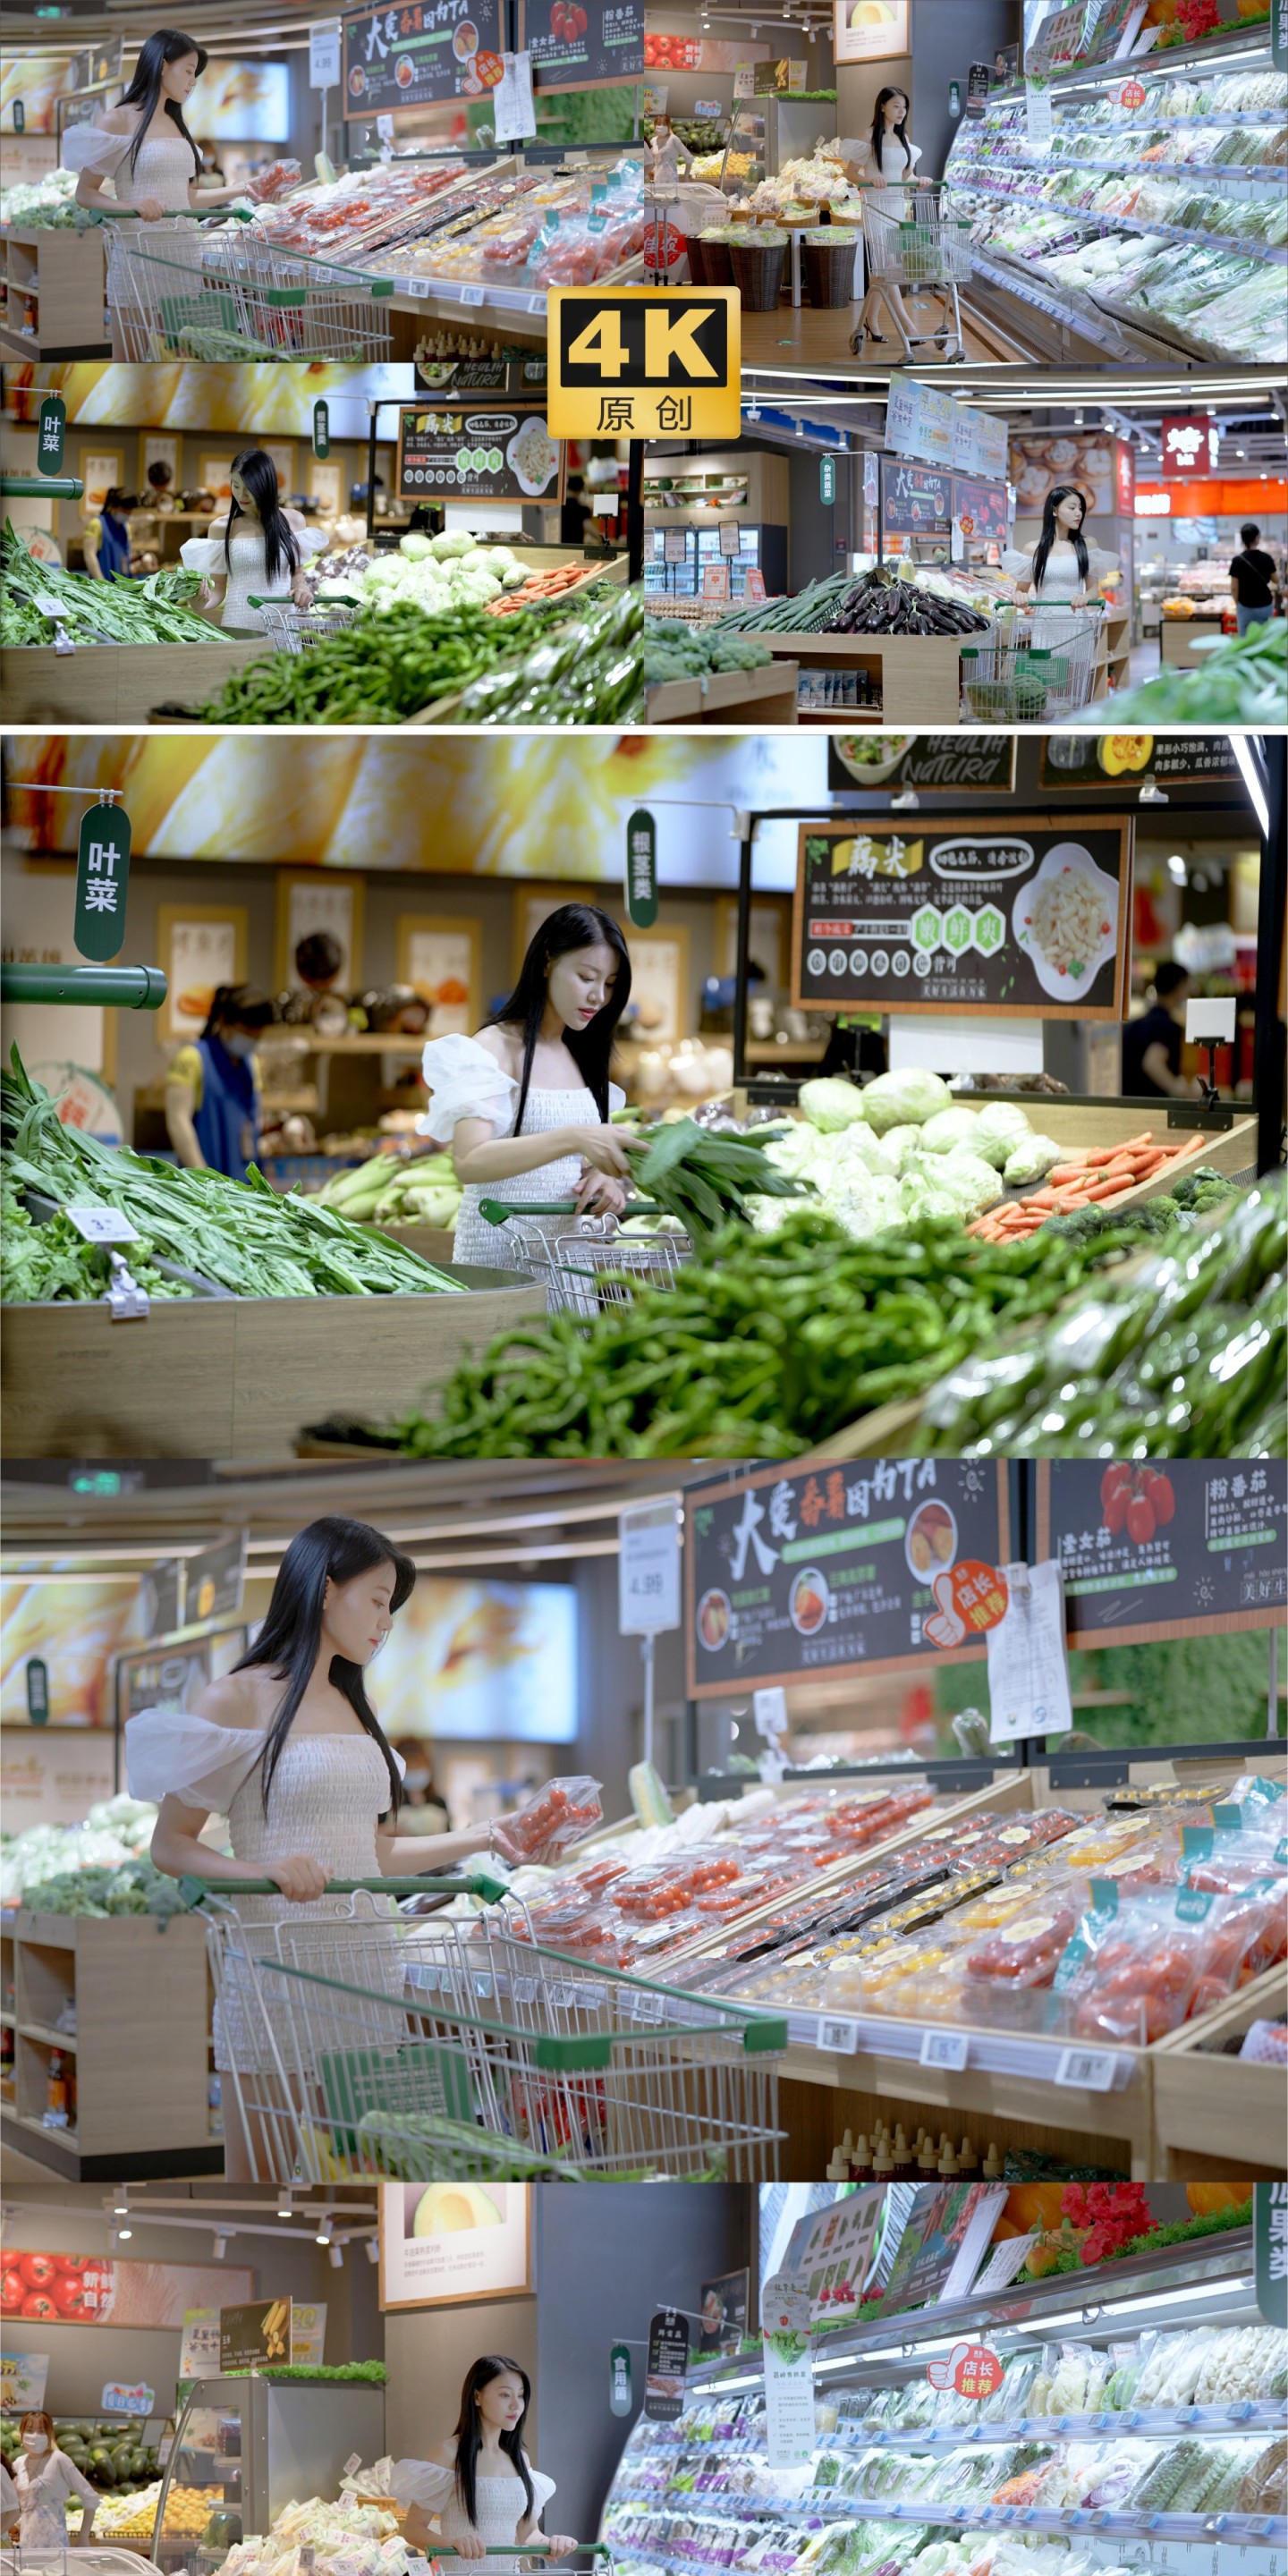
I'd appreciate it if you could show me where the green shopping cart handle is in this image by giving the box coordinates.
[246,595,359,607]
[177,1871,511,1906]
[430,2552,611,2562]
[478,1199,665,1223]
[104,205,254,223]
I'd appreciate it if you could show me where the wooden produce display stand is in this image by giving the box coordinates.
[1150,1962,1288,2181]
[744,628,964,724]
[1,1907,218,2180]
[1159,612,1228,670]
[2,635,269,724]
[0,225,108,359]
[647,659,801,725]
[1,1270,543,1460]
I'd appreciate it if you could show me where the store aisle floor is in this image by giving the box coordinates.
[741,296,1021,376]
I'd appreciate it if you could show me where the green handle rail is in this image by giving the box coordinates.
[97,205,254,224]
[430,2553,612,2563]
[0,963,167,1011]
[177,1870,512,1907]
[479,1199,665,1224]
[1,475,84,500]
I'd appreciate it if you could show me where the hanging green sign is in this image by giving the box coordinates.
[1254,2182,1287,2327]
[819,455,835,505]
[949,80,961,116]
[13,98,24,131]
[313,400,330,462]
[38,394,66,477]
[609,2343,632,2416]
[625,808,657,929]
[1273,0,1286,72]
[74,801,131,962]
[26,1659,50,1724]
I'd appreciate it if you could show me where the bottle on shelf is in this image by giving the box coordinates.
[45,2047,70,2127]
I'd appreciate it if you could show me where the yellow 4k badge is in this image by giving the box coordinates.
[547,286,741,440]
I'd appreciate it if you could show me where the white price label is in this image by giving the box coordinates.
[309,21,341,87]
[547,1981,575,2009]
[717,515,741,557]
[342,2456,362,2479]
[527,293,546,314]
[753,1686,788,1741]
[919,2027,970,2072]
[510,1977,538,2004]
[619,1496,682,1636]
[460,286,485,308]
[35,594,65,616]
[817,2014,859,2055]
[68,1206,140,1244]
[376,113,394,140]
[663,528,689,564]
[1055,2046,1119,2093]
[404,277,429,298]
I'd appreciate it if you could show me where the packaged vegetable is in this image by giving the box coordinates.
[490,1776,603,1865]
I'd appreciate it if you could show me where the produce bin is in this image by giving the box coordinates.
[647,660,800,725]
[0,1269,544,1459]
[1150,1962,1288,2180]
[1,1909,216,2179]
[1,225,108,358]
[1,636,270,724]
[728,235,786,310]
[745,629,964,724]
[1160,615,1229,670]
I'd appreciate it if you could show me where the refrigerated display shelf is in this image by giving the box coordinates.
[621,2407,1288,2459]
[947,176,1288,264]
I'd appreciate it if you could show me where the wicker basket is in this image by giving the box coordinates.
[687,233,734,286]
[802,232,858,308]
[728,233,786,310]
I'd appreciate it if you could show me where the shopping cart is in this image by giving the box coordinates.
[182,1876,786,2183]
[851,181,973,360]
[477,1199,692,1320]
[100,210,394,359]
[960,605,1104,724]
[247,593,364,653]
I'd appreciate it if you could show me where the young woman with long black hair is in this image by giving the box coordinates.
[129,1518,574,2172]
[850,86,929,351]
[182,450,318,635]
[391,2358,576,2572]
[1007,484,1121,690]
[421,902,645,1272]
[66,30,247,355]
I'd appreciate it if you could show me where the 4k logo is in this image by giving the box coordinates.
[547,287,741,440]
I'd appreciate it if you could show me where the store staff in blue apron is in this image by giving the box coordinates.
[82,489,134,581]
[165,983,275,1181]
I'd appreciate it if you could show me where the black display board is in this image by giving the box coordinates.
[684,1460,1010,1699]
[792,813,1132,1020]
[952,471,1008,542]
[343,0,503,119]
[828,736,1018,795]
[1038,736,1244,792]
[521,0,644,92]
[644,2309,690,2420]
[1038,1462,1288,1649]
[395,398,562,503]
[882,460,951,535]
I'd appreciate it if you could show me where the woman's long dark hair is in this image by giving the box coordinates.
[488,902,631,1139]
[452,2359,535,2531]
[870,86,911,173]
[1031,484,1089,593]
[121,30,207,178]
[225,448,301,589]
[200,983,275,1041]
[232,1517,415,1817]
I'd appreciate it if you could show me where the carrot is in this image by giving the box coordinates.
[1082,1176,1131,1201]
[1026,1190,1062,1210]
[1048,1164,1094,1185]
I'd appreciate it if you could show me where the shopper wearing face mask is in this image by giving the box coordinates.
[12,2414,99,2549]
[389,1738,451,1835]
[165,983,275,1182]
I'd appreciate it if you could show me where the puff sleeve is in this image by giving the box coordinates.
[124,1709,267,1810]
[63,123,132,181]
[387,2462,456,2512]
[419,1034,518,1144]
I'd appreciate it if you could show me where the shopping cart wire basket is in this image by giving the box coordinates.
[961,606,1104,724]
[852,180,971,360]
[247,593,364,654]
[477,1199,691,1318]
[181,1876,786,2183]
[101,208,393,360]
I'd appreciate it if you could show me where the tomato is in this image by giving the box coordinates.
[1100,1462,1132,1509]
[1103,1487,1131,1536]
[1,2267,26,2312]
[1145,1470,1175,1525]
[1126,1494,1156,1545]
[19,2252,58,2293]
[53,2276,91,2318]
[21,2292,59,2321]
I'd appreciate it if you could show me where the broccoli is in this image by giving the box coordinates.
[708,635,772,673]
[1171,1165,1235,1210]
[1044,1207,1110,1244]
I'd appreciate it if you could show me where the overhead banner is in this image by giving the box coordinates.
[521,0,643,92]
[1038,1461,1288,1648]
[1,2255,251,2327]
[792,814,1133,1021]
[685,1459,1010,1698]
[378,2182,531,2309]
[1038,735,1243,792]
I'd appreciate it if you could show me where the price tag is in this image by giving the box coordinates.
[376,113,394,140]
[817,2014,859,2055]
[547,1981,575,2009]
[1055,2046,1119,2092]
[527,293,546,314]
[460,286,486,308]
[68,1206,140,1244]
[404,277,429,298]
[35,593,65,617]
[919,2027,969,2072]
[663,528,689,564]
[986,1559,1074,1745]
[510,1976,538,2004]
[717,516,741,557]
[342,2456,362,2479]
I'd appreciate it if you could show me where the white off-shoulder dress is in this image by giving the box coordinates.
[125,1711,404,2070]
[180,519,326,633]
[64,124,204,331]
[389,2460,557,2576]
[420,1032,624,1274]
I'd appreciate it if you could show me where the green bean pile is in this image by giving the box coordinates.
[376,1208,1150,1459]
[1,520,218,648]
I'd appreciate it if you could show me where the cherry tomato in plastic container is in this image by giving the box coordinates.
[491,1775,603,1867]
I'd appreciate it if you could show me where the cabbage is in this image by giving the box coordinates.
[1002,1133,1063,1186]
[898,1167,962,1224]
[877,1123,924,1178]
[430,530,475,559]
[399,531,434,562]
[933,1152,1005,1217]
[798,1077,869,1133]
[835,1124,898,1179]
[766,1125,828,1181]
[919,1106,988,1157]
[859,1069,952,1133]
[826,1172,902,1240]
[972,1100,1034,1161]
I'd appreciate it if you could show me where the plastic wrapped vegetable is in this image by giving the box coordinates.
[490,1775,603,1865]
[1236,2437,1287,2516]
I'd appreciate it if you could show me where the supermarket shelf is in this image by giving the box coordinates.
[950,174,1288,262]
[607,2511,1288,2558]
[17,2018,77,2049]
[624,2403,1288,2457]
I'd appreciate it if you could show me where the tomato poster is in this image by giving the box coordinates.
[685,1459,1009,1696]
[1038,1462,1288,1648]
[521,0,643,93]
[1,2252,252,2328]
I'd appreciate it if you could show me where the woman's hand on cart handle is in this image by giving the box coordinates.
[574,1167,627,1218]
[538,2539,580,2560]
[446,2538,487,2559]
[136,195,167,220]
[267,1854,333,1902]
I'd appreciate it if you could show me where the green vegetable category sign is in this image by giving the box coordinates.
[74,801,131,962]
[792,814,1133,1021]
[625,807,657,928]
[38,394,66,477]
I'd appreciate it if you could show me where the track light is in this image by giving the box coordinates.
[113,2185,129,2216]
[277,2190,292,2219]
[316,2217,334,2248]
[365,2238,380,2267]
[327,2243,344,2271]
[213,2233,228,2260]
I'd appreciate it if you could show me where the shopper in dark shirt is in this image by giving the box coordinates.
[561,475,591,547]
[1122,961,1194,1098]
[1228,521,1278,637]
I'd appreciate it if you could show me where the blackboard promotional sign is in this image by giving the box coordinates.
[1038,735,1242,793]
[395,400,561,503]
[792,813,1132,1021]
[1038,1461,1288,1649]
[343,0,503,119]
[952,472,1008,542]
[521,0,644,92]
[684,1459,1010,1698]
[882,461,952,535]
[645,2309,690,2421]
[828,736,1017,796]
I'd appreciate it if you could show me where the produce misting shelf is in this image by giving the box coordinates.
[0,1908,217,2179]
